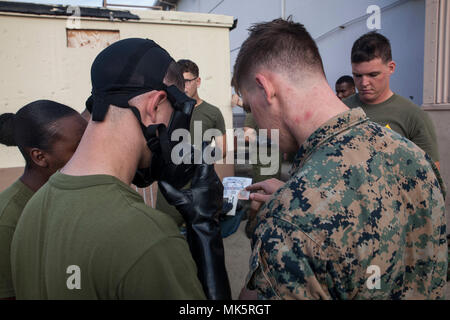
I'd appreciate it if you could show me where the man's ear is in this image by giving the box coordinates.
[387,61,396,74]
[143,90,168,123]
[255,73,275,104]
[29,148,48,168]
[196,77,201,89]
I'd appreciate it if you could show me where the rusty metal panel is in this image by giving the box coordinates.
[66,29,120,49]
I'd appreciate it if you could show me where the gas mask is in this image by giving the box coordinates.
[87,38,197,189]
[132,85,196,188]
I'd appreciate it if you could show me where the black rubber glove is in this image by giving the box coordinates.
[221,199,234,221]
[158,163,232,300]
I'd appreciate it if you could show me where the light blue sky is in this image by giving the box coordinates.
[3,0,157,7]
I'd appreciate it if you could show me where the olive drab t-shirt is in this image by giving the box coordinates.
[0,179,34,298]
[156,101,226,225]
[343,93,440,162]
[189,101,226,144]
[10,172,205,300]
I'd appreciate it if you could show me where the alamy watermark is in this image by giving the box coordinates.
[171,121,280,176]
[367,5,381,30]
[366,265,381,290]
[66,265,81,290]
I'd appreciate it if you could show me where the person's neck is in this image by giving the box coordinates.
[284,79,350,146]
[193,93,203,107]
[61,113,144,186]
[20,167,49,192]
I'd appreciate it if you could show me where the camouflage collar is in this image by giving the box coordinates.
[289,108,368,175]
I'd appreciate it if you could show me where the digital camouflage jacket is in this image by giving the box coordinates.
[247,108,447,300]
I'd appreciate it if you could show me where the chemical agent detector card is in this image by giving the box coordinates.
[222,177,252,216]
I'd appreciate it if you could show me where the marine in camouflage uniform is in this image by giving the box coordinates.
[246,108,447,300]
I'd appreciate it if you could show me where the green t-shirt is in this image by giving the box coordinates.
[156,101,226,223]
[189,101,226,144]
[10,172,205,300]
[0,179,34,298]
[343,93,440,162]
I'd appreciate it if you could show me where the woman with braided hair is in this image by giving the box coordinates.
[0,100,87,299]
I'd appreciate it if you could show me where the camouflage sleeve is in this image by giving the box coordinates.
[246,217,333,300]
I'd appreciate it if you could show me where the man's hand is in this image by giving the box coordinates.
[246,178,285,203]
